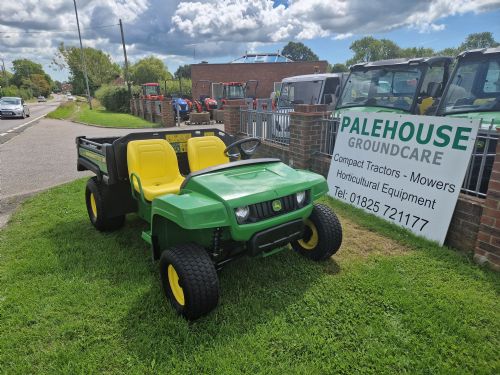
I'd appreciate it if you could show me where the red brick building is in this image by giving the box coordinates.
[191,59,328,100]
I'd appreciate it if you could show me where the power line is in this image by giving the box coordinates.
[0,23,119,35]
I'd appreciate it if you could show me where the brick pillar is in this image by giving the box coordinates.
[161,99,175,127]
[288,104,327,169]
[474,128,500,271]
[223,99,246,135]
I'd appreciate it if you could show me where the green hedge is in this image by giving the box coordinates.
[0,85,32,100]
[94,85,130,113]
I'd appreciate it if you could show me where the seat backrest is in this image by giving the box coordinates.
[127,139,182,187]
[187,136,229,172]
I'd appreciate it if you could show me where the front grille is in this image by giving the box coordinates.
[248,193,305,222]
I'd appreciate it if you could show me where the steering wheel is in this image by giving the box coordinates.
[224,137,261,160]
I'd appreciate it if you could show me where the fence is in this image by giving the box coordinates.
[240,108,292,146]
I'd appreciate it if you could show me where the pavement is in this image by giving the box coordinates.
[0,115,224,227]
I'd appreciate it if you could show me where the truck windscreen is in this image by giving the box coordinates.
[438,58,500,115]
[337,68,422,112]
[278,80,323,108]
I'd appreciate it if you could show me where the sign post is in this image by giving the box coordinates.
[327,112,480,244]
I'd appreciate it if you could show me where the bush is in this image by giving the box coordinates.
[1,85,32,100]
[94,85,130,113]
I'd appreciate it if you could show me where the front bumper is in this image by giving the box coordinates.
[247,219,304,256]
[0,110,23,117]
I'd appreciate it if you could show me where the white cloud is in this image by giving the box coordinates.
[333,33,353,40]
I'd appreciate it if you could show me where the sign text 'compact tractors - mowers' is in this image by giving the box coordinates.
[77,130,342,319]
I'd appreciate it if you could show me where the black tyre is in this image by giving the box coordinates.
[292,203,342,261]
[85,177,125,231]
[159,243,219,320]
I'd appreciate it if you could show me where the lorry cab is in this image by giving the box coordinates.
[336,56,453,116]
[435,47,500,127]
[277,73,348,111]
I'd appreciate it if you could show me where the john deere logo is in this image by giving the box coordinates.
[272,200,282,212]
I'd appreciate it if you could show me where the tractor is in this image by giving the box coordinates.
[141,83,164,100]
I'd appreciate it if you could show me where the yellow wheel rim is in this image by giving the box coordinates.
[90,193,97,218]
[167,264,185,306]
[298,219,319,250]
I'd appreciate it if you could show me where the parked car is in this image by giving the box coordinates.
[37,96,47,102]
[67,95,76,101]
[0,97,30,119]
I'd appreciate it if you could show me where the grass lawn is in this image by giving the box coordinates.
[0,179,499,374]
[46,101,157,128]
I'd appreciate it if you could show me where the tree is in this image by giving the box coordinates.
[174,64,191,79]
[329,63,348,72]
[52,43,121,95]
[130,56,172,85]
[346,37,401,65]
[281,42,319,61]
[459,32,499,51]
[400,46,435,58]
[11,59,45,87]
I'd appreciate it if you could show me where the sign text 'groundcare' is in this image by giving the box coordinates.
[327,111,480,244]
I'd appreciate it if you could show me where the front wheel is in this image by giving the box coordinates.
[292,204,342,261]
[159,243,219,320]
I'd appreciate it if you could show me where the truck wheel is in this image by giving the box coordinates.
[292,204,342,261]
[159,243,219,320]
[85,177,125,231]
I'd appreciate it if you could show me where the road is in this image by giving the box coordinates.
[0,116,224,227]
[0,96,63,144]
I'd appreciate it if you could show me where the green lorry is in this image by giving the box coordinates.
[336,56,453,116]
[77,129,342,319]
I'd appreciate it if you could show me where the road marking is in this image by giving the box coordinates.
[0,113,48,140]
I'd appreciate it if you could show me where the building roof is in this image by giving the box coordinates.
[231,52,293,63]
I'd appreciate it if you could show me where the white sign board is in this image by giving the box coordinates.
[327,111,480,244]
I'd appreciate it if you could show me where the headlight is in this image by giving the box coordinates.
[296,191,306,206]
[235,206,250,224]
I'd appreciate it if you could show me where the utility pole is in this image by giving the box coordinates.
[119,19,132,99]
[72,0,92,109]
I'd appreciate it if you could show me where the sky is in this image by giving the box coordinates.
[0,0,499,82]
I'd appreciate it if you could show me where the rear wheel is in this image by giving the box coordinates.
[85,177,125,231]
[159,243,219,320]
[292,204,342,261]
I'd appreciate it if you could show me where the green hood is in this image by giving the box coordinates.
[445,111,500,128]
[336,106,407,115]
[183,161,327,207]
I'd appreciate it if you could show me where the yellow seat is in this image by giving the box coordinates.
[127,139,184,201]
[187,136,229,172]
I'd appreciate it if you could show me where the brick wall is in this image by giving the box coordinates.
[192,61,328,100]
[474,128,500,271]
[446,195,483,253]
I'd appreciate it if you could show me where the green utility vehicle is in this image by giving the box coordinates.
[336,56,453,116]
[435,47,500,126]
[77,129,342,319]
[435,47,500,195]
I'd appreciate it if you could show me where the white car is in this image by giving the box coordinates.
[0,97,30,119]
[67,95,76,101]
